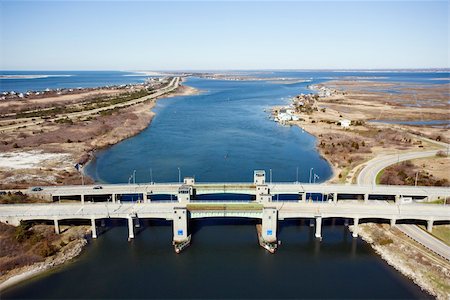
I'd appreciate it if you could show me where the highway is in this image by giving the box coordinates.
[1,201,449,224]
[0,77,180,132]
[357,149,445,185]
[396,224,450,261]
[356,144,450,261]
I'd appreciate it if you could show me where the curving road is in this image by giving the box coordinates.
[357,144,450,261]
[357,149,443,185]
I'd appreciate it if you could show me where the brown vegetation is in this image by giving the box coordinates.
[380,160,449,186]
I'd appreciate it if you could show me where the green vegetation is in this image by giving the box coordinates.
[187,203,263,211]
[375,170,384,184]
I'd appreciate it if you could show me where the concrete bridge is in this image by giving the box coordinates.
[1,170,449,253]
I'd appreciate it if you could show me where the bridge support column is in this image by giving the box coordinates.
[427,220,434,233]
[300,192,306,202]
[91,218,97,239]
[352,218,359,238]
[364,194,369,203]
[390,219,396,228]
[259,207,278,252]
[112,194,117,203]
[128,216,134,240]
[173,207,190,253]
[81,194,85,204]
[54,219,60,234]
[315,216,322,239]
[395,194,400,204]
[333,193,338,203]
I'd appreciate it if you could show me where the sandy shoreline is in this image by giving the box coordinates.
[1,76,448,295]
[0,80,200,291]
[349,223,450,300]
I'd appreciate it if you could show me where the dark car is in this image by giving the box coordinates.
[31,187,43,192]
[93,186,103,190]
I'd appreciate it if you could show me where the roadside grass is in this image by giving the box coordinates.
[375,170,384,184]
[419,224,450,246]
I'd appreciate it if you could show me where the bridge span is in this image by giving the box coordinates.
[1,170,449,253]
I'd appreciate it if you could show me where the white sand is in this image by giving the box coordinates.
[0,151,71,170]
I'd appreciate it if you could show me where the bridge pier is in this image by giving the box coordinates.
[427,220,434,233]
[54,219,60,234]
[259,207,278,252]
[91,218,97,239]
[315,216,322,239]
[127,216,134,240]
[173,207,190,253]
[364,194,369,203]
[333,193,338,203]
[390,218,396,228]
[300,192,306,202]
[395,194,400,204]
[352,218,359,238]
[81,194,85,204]
[112,194,117,203]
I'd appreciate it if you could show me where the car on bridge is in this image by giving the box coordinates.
[93,186,103,190]
[31,187,43,192]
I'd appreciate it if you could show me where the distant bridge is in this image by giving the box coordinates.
[1,170,449,253]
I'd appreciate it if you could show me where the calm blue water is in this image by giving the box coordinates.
[2,70,448,93]
[2,219,430,299]
[86,77,332,183]
[0,71,148,92]
[2,71,443,299]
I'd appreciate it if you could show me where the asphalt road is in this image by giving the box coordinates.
[357,145,450,261]
[396,224,450,261]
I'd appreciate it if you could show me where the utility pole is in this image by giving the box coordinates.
[415,171,419,186]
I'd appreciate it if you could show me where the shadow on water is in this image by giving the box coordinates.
[2,217,432,299]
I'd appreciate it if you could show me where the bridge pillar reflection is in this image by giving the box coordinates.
[315,216,322,239]
[352,218,359,238]
[127,216,134,240]
[427,220,434,232]
[91,218,97,239]
[54,218,60,234]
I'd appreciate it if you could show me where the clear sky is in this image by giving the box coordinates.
[0,0,448,70]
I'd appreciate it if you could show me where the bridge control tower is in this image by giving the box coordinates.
[254,170,272,203]
[254,170,266,185]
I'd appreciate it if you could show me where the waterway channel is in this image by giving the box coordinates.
[2,74,433,299]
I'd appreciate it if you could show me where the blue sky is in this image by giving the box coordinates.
[0,1,448,70]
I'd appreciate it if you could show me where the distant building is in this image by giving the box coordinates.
[340,119,351,128]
